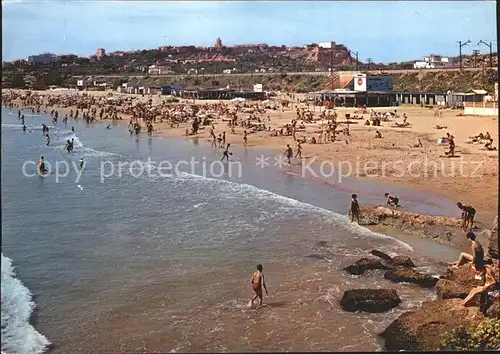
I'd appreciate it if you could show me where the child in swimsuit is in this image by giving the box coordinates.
[250,264,268,307]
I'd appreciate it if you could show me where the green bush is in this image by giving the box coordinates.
[440,318,500,350]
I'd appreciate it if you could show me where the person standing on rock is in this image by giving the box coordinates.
[450,232,485,277]
[457,202,476,230]
[349,194,361,223]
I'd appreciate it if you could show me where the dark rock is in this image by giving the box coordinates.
[487,215,498,259]
[485,297,500,318]
[390,255,416,268]
[343,258,391,275]
[304,254,325,261]
[370,249,392,261]
[384,268,438,287]
[443,263,484,287]
[370,250,415,267]
[380,299,484,351]
[340,288,401,313]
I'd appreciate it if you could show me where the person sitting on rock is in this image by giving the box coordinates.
[457,202,476,230]
[462,265,499,314]
[450,232,484,277]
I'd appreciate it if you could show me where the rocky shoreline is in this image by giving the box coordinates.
[360,205,497,251]
[339,215,499,351]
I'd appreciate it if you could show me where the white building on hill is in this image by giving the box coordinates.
[413,54,455,69]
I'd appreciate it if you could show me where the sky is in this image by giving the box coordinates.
[2,0,498,63]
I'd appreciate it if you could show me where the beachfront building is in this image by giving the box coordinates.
[27,53,58,64]
[148,65,174,75]
[181,88,267,100]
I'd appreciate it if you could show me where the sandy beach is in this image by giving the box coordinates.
[5,88,496,224]
[2,88,499,353]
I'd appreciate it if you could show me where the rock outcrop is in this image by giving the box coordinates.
[370,249,415,268]
[486,297,500,318]
[343,258,391,275]
[436,279,470,300]
[380,299,485,351]
[487,215,498,259]
[340,289,401,313]
[442,263,484,287]
[384,268,439,288]
[361,206,462,230]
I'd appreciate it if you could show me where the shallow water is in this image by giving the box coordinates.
[1,108,459,353]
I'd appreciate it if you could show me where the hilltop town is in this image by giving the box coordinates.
[2,38,498,93]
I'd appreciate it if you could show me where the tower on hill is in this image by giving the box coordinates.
[215,37,223,49]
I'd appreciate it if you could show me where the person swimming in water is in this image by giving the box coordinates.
[250,264,268,307]
[45,134,50,146]
[38,156,47,175]
[65,140,72,153]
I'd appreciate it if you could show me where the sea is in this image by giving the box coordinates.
[1,107,461,353]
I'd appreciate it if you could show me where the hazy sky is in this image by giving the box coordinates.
[2,0,497,63]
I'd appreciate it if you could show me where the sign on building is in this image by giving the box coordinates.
[367,76,393,92]
[353,74,367,92]
[253,84,263,92]
[77,80,84,86]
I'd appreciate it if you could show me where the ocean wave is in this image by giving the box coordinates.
[170,171,413,251]
[56,131,122,159]
[1,254,50,354]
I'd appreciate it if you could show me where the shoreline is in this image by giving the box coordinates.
[2,102,498,353]
[2,89,498,248]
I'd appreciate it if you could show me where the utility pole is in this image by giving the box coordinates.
[212,61,216,84]
[478,40,493,68]
[349,50,359,71]
[330,46,334,90]
[472,49,480,68]
[458,40,471,70]
[367,58,373,71]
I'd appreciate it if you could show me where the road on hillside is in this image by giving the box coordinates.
[79,66,496,78]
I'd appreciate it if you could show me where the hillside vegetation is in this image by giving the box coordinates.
[3,69,497,94]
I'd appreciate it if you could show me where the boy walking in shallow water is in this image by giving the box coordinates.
[250,264,268,307]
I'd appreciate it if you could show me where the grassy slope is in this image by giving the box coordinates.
[69,69,498,94]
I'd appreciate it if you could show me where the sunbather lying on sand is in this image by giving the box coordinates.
[411,139,423,148]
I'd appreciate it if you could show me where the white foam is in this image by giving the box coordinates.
[58,131,121,159]
[175,172,414,251]
[1,254,50,354]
